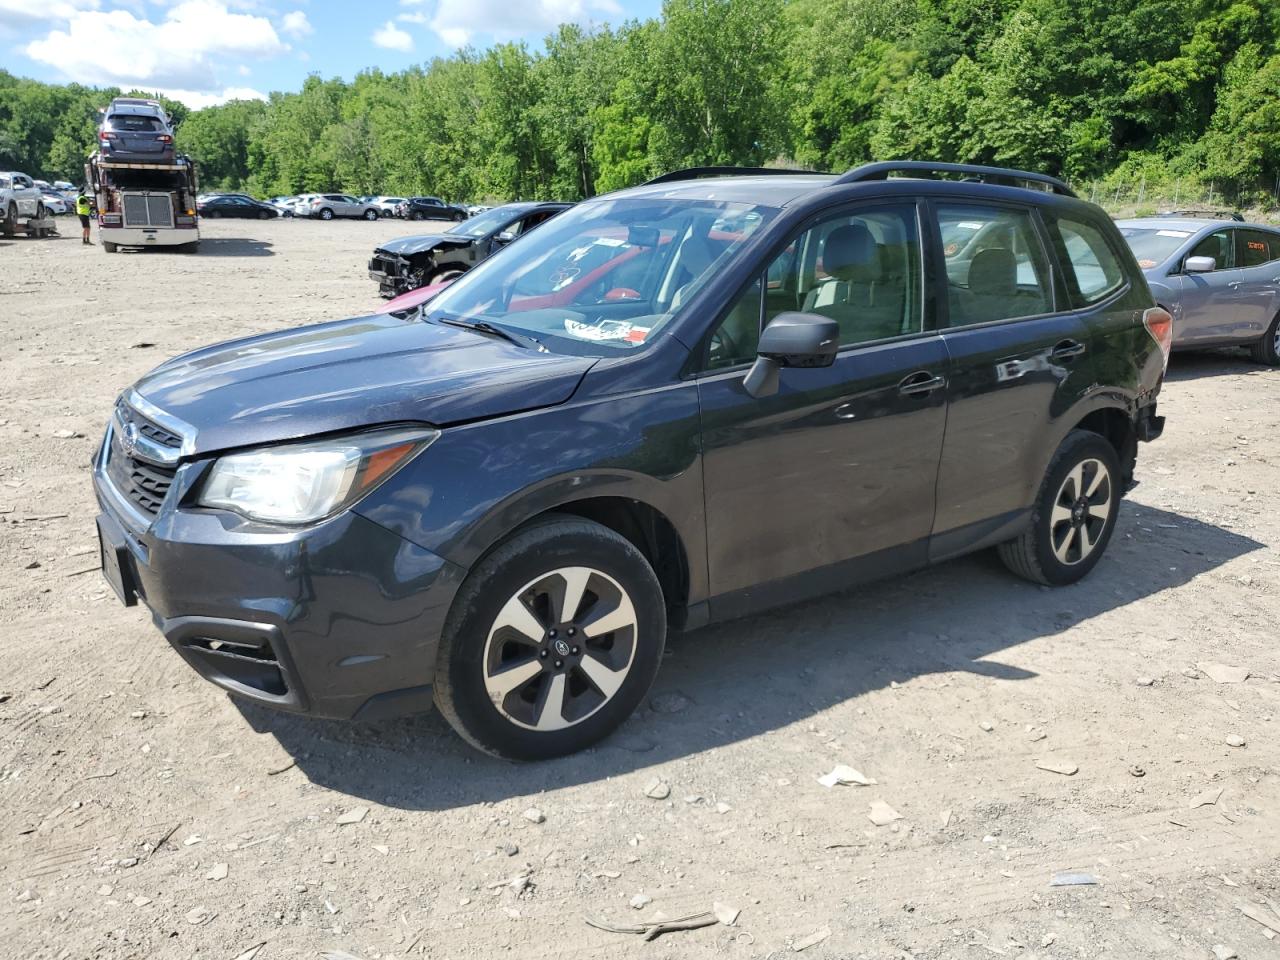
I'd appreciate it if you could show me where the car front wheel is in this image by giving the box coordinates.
[1249,312,1280,366]
[998,429,1120,586]
[434,517,666,760]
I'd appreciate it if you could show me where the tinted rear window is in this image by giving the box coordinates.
[1238,229,1280,267]
[110,115,162,132]
[1051,216,1126,306]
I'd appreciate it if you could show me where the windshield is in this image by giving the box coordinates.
[110,115,162,132]
[423,198,772,355]
[1119,226,1194,269]
[447,205,524,238]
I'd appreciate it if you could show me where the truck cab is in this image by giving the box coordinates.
[87,152,201,253]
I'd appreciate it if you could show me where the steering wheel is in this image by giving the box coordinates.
[708,323,741,364]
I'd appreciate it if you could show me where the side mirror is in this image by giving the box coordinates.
[1185,255,1216,273]
[743,312,840,399]
[494,230,516,245]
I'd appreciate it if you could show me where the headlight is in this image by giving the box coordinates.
[198,426,438,524]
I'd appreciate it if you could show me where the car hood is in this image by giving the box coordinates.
[131,313,596,456]
[376,234,472,256]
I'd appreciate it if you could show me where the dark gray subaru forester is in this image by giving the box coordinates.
[94,162,1168,759]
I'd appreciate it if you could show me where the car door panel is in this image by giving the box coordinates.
[700,335,948,602]
[932,314,1093,549]
[1233,230,1280,337]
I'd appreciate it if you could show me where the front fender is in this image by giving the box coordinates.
[353,381,709,604]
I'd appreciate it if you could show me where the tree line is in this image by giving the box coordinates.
[2,0,1278,205]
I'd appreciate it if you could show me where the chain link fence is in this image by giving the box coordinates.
[1075,175,1280,222]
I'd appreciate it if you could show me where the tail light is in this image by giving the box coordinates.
[1143,306,1173,369]
[99,131,118,141]
[158,134,172,143]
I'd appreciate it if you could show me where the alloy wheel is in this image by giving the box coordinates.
[482,566,638,732]
[1049,457,1112,565]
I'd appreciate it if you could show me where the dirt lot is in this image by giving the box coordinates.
[2,216,1279,960]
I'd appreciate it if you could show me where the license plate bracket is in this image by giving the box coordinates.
[97,515,137,607]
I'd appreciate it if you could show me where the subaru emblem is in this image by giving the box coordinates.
[122,421,140,457]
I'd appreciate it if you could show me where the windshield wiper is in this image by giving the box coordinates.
[436,315,543,351]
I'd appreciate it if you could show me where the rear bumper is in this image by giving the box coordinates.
[93,458,467,721]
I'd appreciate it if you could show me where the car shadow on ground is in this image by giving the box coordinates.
[236,501,1262,810]
[114,238,275,257]
[1166,350,1271,380]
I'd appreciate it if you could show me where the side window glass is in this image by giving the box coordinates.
[936,204,1051,326]
[781,203,921,345]
[1188,230,1232,270]
[1050,216,1125,306]
[1238,230,1277,267]
[706,277,763,370]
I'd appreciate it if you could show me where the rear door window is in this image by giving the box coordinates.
[935,204,1052,325]
[1237,229,1280,267]
[1049,216,1127,306]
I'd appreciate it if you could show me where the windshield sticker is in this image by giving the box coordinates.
[594,237,626,247]
[1138,258,1158,268]
[1156,230,1192,238]
[955,222,984,230]
[564,318,644,342]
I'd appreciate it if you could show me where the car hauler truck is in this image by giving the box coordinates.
[86,151,200,253]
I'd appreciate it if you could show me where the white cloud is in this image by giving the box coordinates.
[423,0,621,47]
[280,9,310,37]
[155,85,267,109]
[0,0,97,25]
[372,19,412,52]
[24,1,285,94]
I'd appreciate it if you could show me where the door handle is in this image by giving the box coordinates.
[1228,280,1245,289]
[1050,339,1087,361]
[898,371,946,397]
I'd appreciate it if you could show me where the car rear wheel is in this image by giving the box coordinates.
[364,208,378,221]
[319,208,334,221]
[35,202,45,221]
[411,211,425,221]
[102,241,118,253]
[1249,312,1280,366]
[2,203,15,237]
[452,211,465,222]
[998,429,1120,586]
[207,210,221,219]
[434,517,666,760]
[258,209,272,220]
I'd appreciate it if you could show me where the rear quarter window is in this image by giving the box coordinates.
[1050,216,1127,307]
[1238,229,1280,267]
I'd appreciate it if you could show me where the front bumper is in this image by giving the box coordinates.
[368,253,412,298]
[93,428,466,721]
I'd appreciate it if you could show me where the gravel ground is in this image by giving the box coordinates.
[2,216,1279,960]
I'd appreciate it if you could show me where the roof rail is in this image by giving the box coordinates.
[1155,208,1243,222]
[835,161,1077,198]
[644,166,829,186]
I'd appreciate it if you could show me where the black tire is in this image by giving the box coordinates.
[207,210,221,219]
[2,203,15,237]
[1249,312,1280,366]
[181,241,199,253]
[434,517,667,760]
[411,210,425,221]
[319,207,334,221]
[431,265,466,284]
[452,211,465,222]
[364,208,378,221]
[997,429,1121,586]
[35,202,45,221]
[258,209,271,220]
[102,241,118,253]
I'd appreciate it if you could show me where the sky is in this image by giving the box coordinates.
[0,0,662,108]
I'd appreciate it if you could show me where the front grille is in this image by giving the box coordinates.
[122,192,174,228]
[105,431,177,516]
[369,254,400,277]
[136,417,181,448]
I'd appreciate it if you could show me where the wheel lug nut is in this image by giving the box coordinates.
[540,650,548,658]
[567,627,576,636]
[548,629,557,638]
[572,646,579,655]
[554,660,563,669]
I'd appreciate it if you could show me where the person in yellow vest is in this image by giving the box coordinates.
[76,190,93,245]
